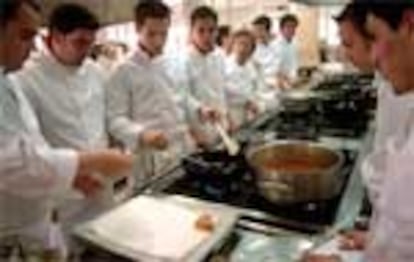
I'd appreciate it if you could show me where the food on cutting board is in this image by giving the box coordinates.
[195,213,215,232]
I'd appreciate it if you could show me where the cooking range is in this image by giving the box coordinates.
[164,148,356,233]
[160,74,374,234]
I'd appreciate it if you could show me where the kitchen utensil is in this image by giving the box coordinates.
[246,140,344,204]
[214,123,240,156]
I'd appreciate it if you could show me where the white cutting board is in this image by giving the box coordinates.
[79,195,234,261]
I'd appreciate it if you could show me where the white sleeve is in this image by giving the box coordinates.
[0,133,78,198]
[360,147,388,207]
[290,46,299,79]
[222,59,246,104]
[366,135,414,262]
[266,44,283,77]
[224,71,250,105]
[105,66,146,151]
[254,64,269,92]
[216,57,230,115]
[10,73,41,116]
[0,80,78,198]
[174,59,202,121]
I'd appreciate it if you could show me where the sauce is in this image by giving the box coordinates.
[263,156,334,173]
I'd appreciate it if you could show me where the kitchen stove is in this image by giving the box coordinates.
[160,73,373,234]
[164,148,356,234]
[254,108,368,141]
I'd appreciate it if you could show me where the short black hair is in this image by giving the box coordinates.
[335,3,370,38]
[190,6,218,26]
[216,25,231,46]
[134,0,171,26]
[252,15,272,32]
[48,3,100,34]
[0,0,40,27]
[354,0,414,31]
[279,14,299,28]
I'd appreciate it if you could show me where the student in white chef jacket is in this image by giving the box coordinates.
[303,2,414,262]
[251,15,279,86]
[0,1,132,259]
[272,14,300,90]
[360,3,414,261]
[11,4,128,236]
[333,4,384,208]
[106,1,192,184]
[252,14,299,90]
[215,25,232,61]
[174,6,232,148]
[224,29,268,129]
[335,3,414,206]
[12,4,108,153]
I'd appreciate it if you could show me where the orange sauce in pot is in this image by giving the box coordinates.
[262,156,334,173]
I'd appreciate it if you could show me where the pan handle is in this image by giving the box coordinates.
[183,156,212,170]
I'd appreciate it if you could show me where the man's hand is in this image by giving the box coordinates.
[338,229,367,251]
[189,128,211,149]
[78,149,133,180]
[73,174,102,197]
[198,106,221,123]
[278,73,293,90]
[141,130,169,150]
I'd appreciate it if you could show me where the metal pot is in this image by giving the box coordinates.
[246,140,344,204]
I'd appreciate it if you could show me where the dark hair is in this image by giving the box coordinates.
[0,0,40,27]
[231,29,256,54]
[134,0,171,26]
[48,3,100,34]
[216,25,231,46]
[354,0,414,31]
[190,6,218,26]
[252,15,272,32]
[280,14,299,28]
[335,3,370,38]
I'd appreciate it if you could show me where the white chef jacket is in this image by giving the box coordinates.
[106,47,190,182]
[364,104,414,262]
[362,73,414,205]
[224,56,268,127]
[10,50,113,232]
[11,49,108,151]
[174,46,229,144]
[272,36,299,80]
[214,47,228,63]
[0,67,78,246]
[373,73,414,150]
[253,39,279,79]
